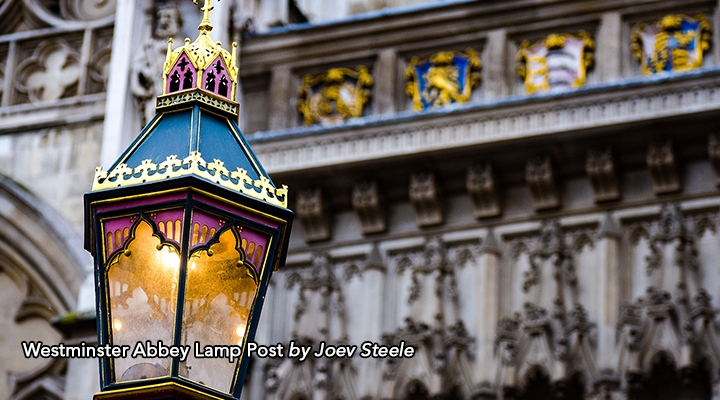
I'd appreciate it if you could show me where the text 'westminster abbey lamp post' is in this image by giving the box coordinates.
[84,1,293,398]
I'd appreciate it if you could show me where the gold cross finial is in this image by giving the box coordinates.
[193,0,217,31]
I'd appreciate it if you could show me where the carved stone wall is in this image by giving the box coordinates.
[236,1,720,399]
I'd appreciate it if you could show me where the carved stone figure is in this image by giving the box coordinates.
[130,3,184,125]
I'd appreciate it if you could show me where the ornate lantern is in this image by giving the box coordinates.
[84,2,293,398]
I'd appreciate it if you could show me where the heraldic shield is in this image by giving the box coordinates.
[517,32,595,94]
[632,14,712,75]
[406,50,481,111]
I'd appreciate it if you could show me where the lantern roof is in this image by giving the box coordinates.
[92,0,287,209]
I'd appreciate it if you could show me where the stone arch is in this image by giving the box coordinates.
[519,367,553,400]
[0,174,88,399]
[402,380,430,400]
[628,352,712,400]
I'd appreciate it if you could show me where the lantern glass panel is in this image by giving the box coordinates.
[179,227,259,393]
[107,219,180,382]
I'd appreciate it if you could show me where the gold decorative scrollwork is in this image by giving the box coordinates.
[93,151,288,208]
[405,49,481,111]
[517,31,595,94]
[631,14,711,76]
[297,66,373,126]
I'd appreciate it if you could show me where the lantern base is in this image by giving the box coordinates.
[93,381,231,400]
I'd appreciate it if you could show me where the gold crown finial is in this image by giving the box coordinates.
[193,0,217,31]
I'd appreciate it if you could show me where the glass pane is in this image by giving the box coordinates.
[107,219,180,382]
[180,227,258,393]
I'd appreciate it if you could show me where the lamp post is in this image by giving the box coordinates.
[84,1,293,398]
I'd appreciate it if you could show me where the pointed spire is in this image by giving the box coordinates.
[164,38,173,71]
[159,0,239,106]
[194,0,216,32]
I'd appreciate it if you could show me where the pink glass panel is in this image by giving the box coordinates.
[202,56,231,99]
[166,53,197,94]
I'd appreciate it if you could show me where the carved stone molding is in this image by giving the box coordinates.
[16,39,81,103]
[645,203,699,275]
[382,317,473,381]
[466,163,501,218]
[61,0,116,21]
[586,147,620,202]
[525,156,560,210]
[296,188,331,242]
[409,172,443,227]
[253,73,720,174]
[352,181,386,234]
[647,140,680,194]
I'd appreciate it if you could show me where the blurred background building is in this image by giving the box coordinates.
[2,0,720,399]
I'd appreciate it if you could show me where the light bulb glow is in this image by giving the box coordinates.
[113,318,123,331]
[157,246,180,270]
[236,322,247,345]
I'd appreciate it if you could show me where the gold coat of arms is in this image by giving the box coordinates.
[297,67,373,126]
[405,50,481,111]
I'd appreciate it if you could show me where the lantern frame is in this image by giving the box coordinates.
[85,175,293,400]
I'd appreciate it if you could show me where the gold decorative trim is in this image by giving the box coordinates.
[405,49,481,111]
[517,31,595,94]
[297,66,373,126]
[92,152,288,208]
[94,381,227,399]
[157,89,239,115]
[631,14,711,76]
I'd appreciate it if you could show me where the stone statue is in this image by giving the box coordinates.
[130,2,184,125]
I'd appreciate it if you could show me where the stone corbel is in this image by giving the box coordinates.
[708,133,720,186]
[586,147,620,202]
[647,140,681,194]
[466,163,501,218]
[352,181,387,234]
[525,155,560,210]
[409,172,443,227]
[296,188,331,242]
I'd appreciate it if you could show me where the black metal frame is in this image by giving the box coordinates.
[85,175,293,399]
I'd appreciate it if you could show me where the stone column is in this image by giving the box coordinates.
[268,65,293,130]
[595,12,622,82]
[483,29,508,100]
[474,230,501,385]
[356,245,387,397]
[99,0,147,168]
[373,49,397,116]
[595,213,621,391]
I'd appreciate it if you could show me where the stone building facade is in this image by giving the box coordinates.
[2,0,720,399]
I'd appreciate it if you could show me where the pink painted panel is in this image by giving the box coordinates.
[166,53,197,94]
[189,208,227,250]
[238,227,270,272]
[95,193,187,213]
[149,208,186,246]
[192,194,280,229]
[102,215,137,260]
[189,208,270,272]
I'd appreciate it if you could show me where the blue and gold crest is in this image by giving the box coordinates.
[405,50,481,111]
[632,14,711,75]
